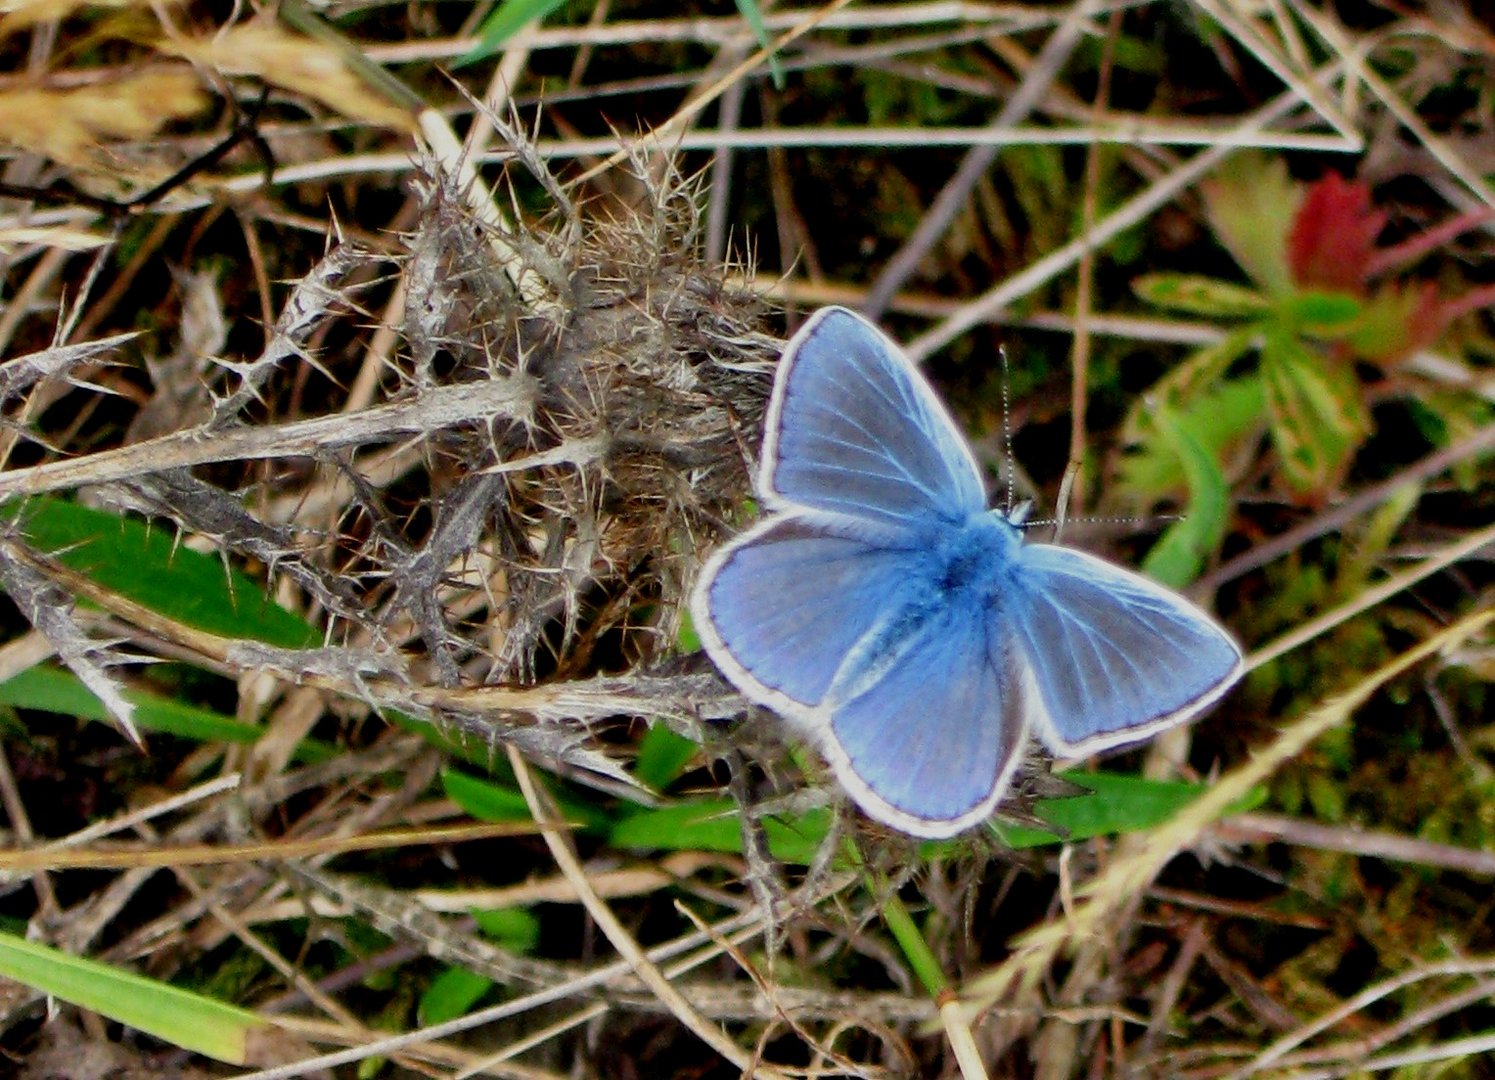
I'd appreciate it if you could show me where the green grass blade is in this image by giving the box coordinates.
[442,767,609,832]
[1132,273,1271,317]
[0,665,337,760]
[734,0,784,88]
[458,0,568,67]
[1142,405,1230,587]
[0,931,264,1064]
[610,798,828,865]
[2,497,316,648]
[418,966,492,1027]
[634,724,699,792]
[608,772,1254,862]
[993,771,1265,848]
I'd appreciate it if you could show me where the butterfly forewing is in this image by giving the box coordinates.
[763,307,987,528]
[1010,545,1244,756]
[693,512,930,717]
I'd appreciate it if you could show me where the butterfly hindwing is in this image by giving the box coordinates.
[823,597,1032,838]
[762,307,987,528]
[1009,544,1244,756]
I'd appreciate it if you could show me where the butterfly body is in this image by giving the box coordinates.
[932,508,1024,599]
[693,307,1243,838]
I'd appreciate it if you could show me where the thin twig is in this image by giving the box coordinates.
[506,744,794,1079]
[863,0,1106,318]
[1215,813,1495,877]
[905,59,1350,362]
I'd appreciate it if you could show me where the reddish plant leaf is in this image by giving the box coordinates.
[1288,172,1386,294]
[1348,281,1448,364]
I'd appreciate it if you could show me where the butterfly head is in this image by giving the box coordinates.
[1002,500,1034,529]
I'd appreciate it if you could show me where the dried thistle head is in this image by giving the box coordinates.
[385,148,777,688]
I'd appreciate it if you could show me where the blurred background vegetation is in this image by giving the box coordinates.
[0,0,1491,1077]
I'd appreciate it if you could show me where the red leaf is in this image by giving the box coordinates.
[1288,173,1386,294]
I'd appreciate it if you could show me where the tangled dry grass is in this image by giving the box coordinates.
[0,2,1492,1078]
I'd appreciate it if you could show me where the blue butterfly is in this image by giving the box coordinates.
[692,306,1244,838]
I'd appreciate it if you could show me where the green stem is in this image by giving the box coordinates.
[843,840,948,997]
[877,882,950,999]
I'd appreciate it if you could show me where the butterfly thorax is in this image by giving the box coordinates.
[820,511,1018,707]
[930,510,1022,602]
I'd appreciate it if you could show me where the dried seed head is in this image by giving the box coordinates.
[390,148,776,685]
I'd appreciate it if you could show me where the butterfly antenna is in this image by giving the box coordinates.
[999,344,1015,515]
[1023,512,1185,530]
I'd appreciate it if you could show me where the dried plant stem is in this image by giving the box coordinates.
[1217,813,1495,877]
[906,59,1348,362]
[864,0,1104,318]
[417,108,556,310]
[565,0,857,190]
[506,744,793,1079]
[1194,421,1495,595]
[1058,1,1123,524]
[362,2,1142,62]
[0,377,533,498]
[0,821,540,872]
[169,864,425,1073]
[1246,517,1495,671]
[0,775,240,881]
[1190,0,1359,145]
[236,895,798,1079]
[1293,0,1495,209]
[0,122,1354,238]
[0,746,59,919]
[1223,957,1495,1080]
[962,604,1495,1016]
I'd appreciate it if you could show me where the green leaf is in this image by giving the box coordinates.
[1203,153,1300,294]
[1132,273,1271,318]
[442,768,535,821]
[677,606,702,653]
[1141,406,1230,587]
[0,665,336,760]
[1118,327,1262,501]
[1345,282,1442,362]
[418,967,492,1027]
[1283,290,1364,337]
[1138,325,1257,411]
[0,931,265,1063]
[0,665,254,742]
[1,497,316,649]
[389,710,516,767]
[458,0,568,67]
[1260,331,1370,494]
[635,724,700,792]
[1003,771,1265,848]
[441,768,609,833]
[734,0,785,89]
[609,798,829,866]
[610,773,1266,862]
[471,907,541,953]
